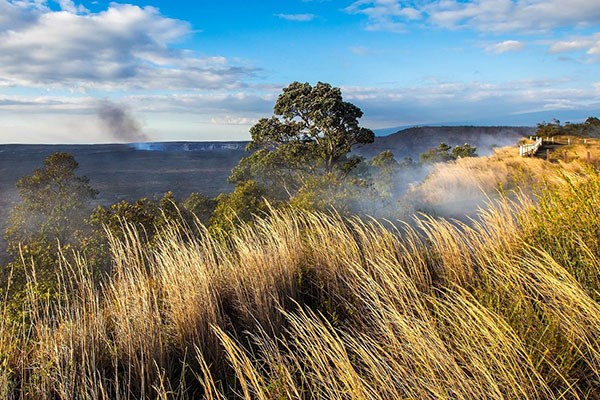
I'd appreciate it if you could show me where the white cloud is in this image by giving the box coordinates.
[549,39,591,54]
[0,90,276,142]
[547,33,600,61]
[346,0,421,32]
[275,13,315,22]
[347,0,600,33]
[1,77,599,142]
[0,1,254,90]
[57,0,87,13]
[0,90,277,121]
[484,40,524,54]
[210,115,257,125]
[350,46,372,56]
[340,78,600,127]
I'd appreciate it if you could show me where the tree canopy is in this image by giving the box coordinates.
[420,142,477,163]
[3,152,98,293]
[536,116,600,138]
[5,152,98,254]
[229,82,374,201]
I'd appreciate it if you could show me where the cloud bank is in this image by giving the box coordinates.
[347,0,600,33]
[0,1,253,90]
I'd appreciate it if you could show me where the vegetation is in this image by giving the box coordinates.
[419,142,478,163]
[2,152,98,296]
[2,106,600,398]
[227,81,374,214]
[536,116,600,137]
[0,167,599,398]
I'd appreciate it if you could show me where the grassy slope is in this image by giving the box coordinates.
[1,140,600,399]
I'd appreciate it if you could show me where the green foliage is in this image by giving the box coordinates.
[209,180,270,234]
[536,119,563,137]
[289,173,368,213]
[521,173,600,298]
[229,82,375,206]
[419,142,453,163]
[89,198,160,238]
[536,116,600,138]
[5,152,97,250]
[3,152,98,292]
[369,150,400,200]
[583,116,600,137]
[82,191,202,273]
[420,142,477,164]
[370,150,398,170]
[182,192,217,225]
[451,143,478,159]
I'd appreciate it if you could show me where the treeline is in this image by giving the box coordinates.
[536,116,600,137]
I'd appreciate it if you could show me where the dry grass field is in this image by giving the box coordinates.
[1,138,599,399]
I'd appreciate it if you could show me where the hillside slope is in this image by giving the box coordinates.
[356,126,535,159]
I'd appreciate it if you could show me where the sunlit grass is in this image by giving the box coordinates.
[1,163,599,398]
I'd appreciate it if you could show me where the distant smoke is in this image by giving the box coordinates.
[97,100,149,142]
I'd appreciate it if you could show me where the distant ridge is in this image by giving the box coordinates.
[356,126,535,159]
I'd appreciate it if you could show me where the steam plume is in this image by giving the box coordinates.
[97,100,149,142]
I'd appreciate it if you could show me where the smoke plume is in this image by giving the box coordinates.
[97,100,149,142]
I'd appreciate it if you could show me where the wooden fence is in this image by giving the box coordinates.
[519,136,543,157]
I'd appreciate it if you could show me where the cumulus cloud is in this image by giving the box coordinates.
[346,0,421,32]
[275,13,316,21]
[548,33,600,60]
[0,1,253,90]
[484,40,524,54]
[347,0,600,33]
[57,0,87,13]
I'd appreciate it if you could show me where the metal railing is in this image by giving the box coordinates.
[519,136,543,157]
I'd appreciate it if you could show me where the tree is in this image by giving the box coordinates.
[585,116,600,127]
[370,150,400,200]
[583,117,600,137]
[209,180,269,234]
[182,192,217,226]
[536,119,563,137]
[229,82,375,202]
[451,143,478,159]
[420,142,477,164]
[3,152,98,291]
[419,142,453,163]
[82,192,197,273]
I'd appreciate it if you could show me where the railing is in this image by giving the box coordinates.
[519,136,543,157]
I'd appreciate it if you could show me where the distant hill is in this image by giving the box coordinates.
[357,126,535,159]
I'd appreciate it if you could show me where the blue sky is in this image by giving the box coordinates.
[0,0,599,143]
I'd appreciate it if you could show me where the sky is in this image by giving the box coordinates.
[0,0,599,143]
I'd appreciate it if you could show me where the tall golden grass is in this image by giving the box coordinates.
[1,167,600,398]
